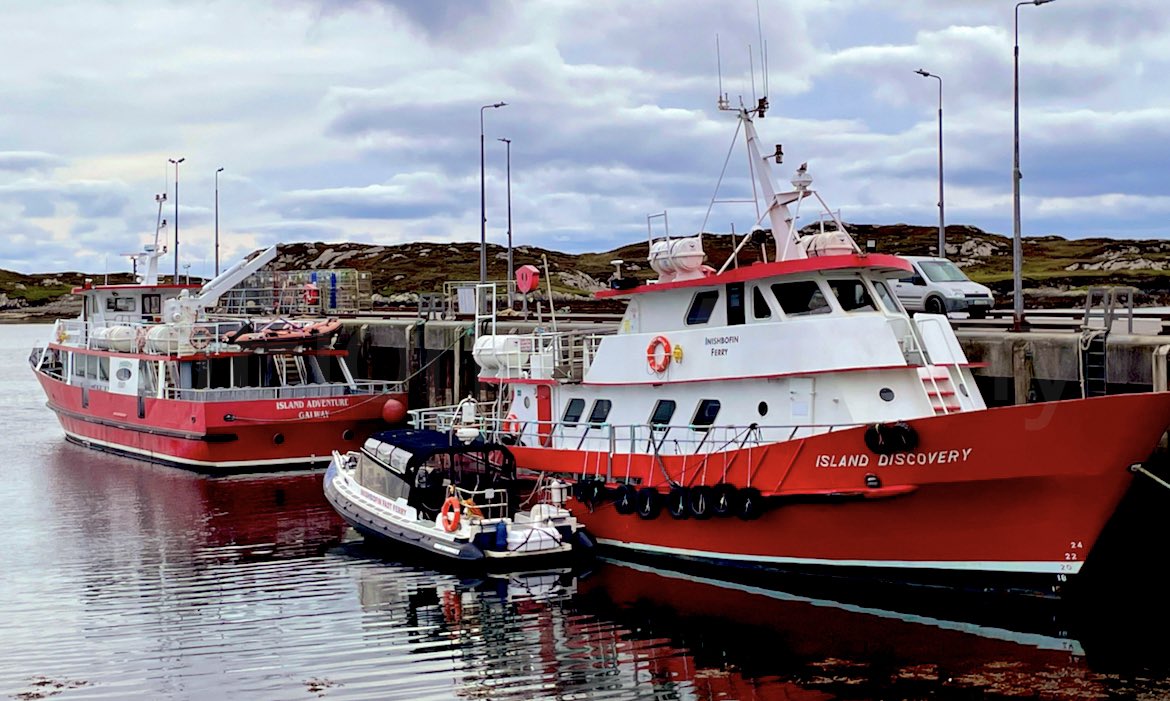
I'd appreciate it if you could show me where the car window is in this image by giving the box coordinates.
[919,260,969,283]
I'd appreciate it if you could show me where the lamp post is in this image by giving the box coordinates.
[1013,0,1055,331]
[498,137,513,306]
[915,69,944,257]
[168,157,185,282]
[215,167,224,277]
[480,101,507,284]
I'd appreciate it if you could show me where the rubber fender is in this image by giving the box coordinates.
[613,484,639,515]
[737,487,765,521]
[636,488,662,520]
[667,486,691,520]
[891,421,919,452]
[711,483,739,518]
[688,485,715,520]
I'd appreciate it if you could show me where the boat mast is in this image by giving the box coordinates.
[739,104,807,263]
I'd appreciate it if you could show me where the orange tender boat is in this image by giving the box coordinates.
[225,317,343,350]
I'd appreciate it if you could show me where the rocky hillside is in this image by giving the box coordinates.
[7,223,1170,318]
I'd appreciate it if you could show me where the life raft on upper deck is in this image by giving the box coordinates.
[224,318,343,351]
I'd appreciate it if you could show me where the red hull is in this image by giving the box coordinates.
[513,392,1170,582]
[36,371,404,471]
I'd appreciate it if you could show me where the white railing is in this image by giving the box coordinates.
[454,485,510,522]
[408,405,859,458]
[477,328,618,382]
[167,380,403,402]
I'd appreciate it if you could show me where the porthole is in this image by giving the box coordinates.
[879,388,895,402]
[342,429,354,441]
[273,433,285,445]
[524,395,531,409]
[115,367,132,381]
[757,401,768,416]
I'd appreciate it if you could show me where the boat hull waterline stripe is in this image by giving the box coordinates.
[594,538,1085,575]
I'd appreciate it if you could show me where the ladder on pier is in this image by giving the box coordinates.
[1079,286,1135,398]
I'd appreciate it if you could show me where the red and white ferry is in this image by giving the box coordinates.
[412,99,1170,595]
[30,239,406,473]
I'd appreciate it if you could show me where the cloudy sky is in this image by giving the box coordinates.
[1,0,1166,276]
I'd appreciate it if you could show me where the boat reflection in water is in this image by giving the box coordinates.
[25,439,1170,700]
[42,442,348,566]
[348,546,1170,700]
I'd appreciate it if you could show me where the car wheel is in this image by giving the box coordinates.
[925,296,946,315]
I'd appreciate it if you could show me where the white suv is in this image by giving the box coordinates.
[891,256,995,318]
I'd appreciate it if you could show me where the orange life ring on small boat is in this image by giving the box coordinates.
[502,412,521,434]
[646,335,672,373]
[440,495,461,532]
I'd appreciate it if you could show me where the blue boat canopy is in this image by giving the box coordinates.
[363,428,516,477]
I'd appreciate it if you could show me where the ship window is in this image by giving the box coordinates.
[872,281,901,313]
[726,282,745,326]
[143,294,161,317]
[587,399,612,427]
[686,290,720,325]
[562,398,586,426]
[752,286,772,319]
[772,281,831,316]
[106,297,136,312]
[649,399,676,429]
[827,279,876,312]
[691,399,721,430]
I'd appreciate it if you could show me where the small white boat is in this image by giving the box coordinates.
[324,427,593,566]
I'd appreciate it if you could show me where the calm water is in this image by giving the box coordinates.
[5,322,1170,701]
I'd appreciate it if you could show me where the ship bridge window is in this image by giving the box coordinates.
[649,399,676,429]
[772,281,831,316]
[827,279,876,312]
[587,399,612,427]
[871,281,901,313]
[686,290,720,325]
[752,286,772,319]
[562,398,586,426]
[691,399,721,430]
[726,283,745,326]
[106,296,136,312]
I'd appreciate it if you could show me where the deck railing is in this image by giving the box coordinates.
[408,404,860,458]
[167,380,402,402]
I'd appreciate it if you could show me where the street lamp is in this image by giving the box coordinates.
[498,137,513,306]
[215,167,224,277]
[168,157,185,282]
[480,101,507,284]
[1013,0,1055,331]
[915,69,944,258]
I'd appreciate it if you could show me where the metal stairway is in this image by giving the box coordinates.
[917,366,962,415]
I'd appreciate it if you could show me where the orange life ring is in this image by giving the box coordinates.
[646,335,672,373]
[502,412,521,434]
[439,495,461,532]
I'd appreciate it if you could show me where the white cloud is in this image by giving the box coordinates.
[1,0,1169,276]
